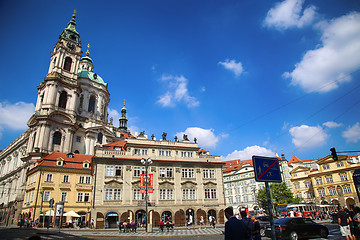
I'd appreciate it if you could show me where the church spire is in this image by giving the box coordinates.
[59,10,80,43]
[119,100,128,132]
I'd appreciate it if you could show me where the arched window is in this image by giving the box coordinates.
[88,96,96,113]
[64,57,72,71]
[53,131,62,145]
[97,132,103,144]
[58,91,67,108]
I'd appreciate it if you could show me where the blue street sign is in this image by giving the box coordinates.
[252,156,282,183]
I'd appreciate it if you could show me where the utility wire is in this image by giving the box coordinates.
[293,97,360,152]
[227,68,360,134]
[265,82,360,145]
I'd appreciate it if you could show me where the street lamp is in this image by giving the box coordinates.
[141,158,152,232]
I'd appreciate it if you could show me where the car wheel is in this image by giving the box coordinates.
[320,228,328,238]
[260,228,265,237]
[290,231,298,240]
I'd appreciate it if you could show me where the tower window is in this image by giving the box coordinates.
[53,131,62,145]
[88,96,95,113]
[97,132,103,144]
[64,57,72,71]
[58,91,67,108]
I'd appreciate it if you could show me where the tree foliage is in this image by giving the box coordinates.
[257,182,300,211]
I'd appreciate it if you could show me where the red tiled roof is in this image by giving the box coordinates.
[199,149,208,153]
[222,159,253,174]
[37,152,92,170]
[289,155,302,164]
[103,140,127,150]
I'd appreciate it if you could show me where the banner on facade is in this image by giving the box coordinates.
[148,174,153,193]
[140,174,145,194]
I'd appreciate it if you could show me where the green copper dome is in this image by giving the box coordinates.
[78,71,107,87]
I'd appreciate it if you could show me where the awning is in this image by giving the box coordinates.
[45,210,55,216]
[63,210,80,218]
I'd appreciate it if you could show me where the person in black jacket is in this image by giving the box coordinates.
[224,207,247,240]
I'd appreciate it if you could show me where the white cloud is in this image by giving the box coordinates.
[0,101,34,130]
[108,108,120,127]
[289,124,328,148]
[218,59,244,77]
[323,121,343,128]
[284,12,360,93]
[176,127,220,149]
[342,122,360,143]
[264,0,316,30]
[157,75,200,108]
[222,145,275,161]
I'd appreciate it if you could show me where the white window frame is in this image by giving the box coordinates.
[182,168,195,178]
[204,189,217,199]
[182,189,196,200]
[133,166,145,177]
[63,175,69,183]
[106,166,114,176]
[203,169,215,179]
[159,189,174,200]
[133,189,145,200]
[46,174,53,182]
[61,192,67,202]
[43,191,50,201]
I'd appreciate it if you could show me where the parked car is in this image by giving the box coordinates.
[256,215,278,237]
[264,217,328,240]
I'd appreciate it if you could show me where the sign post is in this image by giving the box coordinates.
[252,156,282,240]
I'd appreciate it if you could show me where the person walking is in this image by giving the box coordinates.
[187,214,195,229]
[224,207,247,240]
[199,215,205,229]
[251,215,261,240]
[338,208,355,240]
[240,211,254,240]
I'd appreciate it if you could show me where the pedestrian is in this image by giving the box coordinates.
[90,218,94,229]
[118,220,123,232]
[345,208,357,240]
[187,214,195,229]
[240,211,254,240]
[199,215,205,229]
[159,219,164,232]
[338,208,355,240]
[251,215,261,240]
[224,207,247,240]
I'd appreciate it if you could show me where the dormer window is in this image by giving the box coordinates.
[56,157,64,166]
[66,153,74,158]
[83,160,90,169]
[64,57,72,71]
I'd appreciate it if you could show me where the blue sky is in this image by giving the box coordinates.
[1,0,360,161]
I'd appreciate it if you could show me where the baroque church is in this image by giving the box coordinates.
[0,12,130,224]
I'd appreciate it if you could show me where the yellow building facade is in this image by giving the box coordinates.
[290,154,360,207]
[21,153,92,226]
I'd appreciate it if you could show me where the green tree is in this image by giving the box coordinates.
[256,182,300,211]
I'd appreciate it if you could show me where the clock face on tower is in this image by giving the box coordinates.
[66,42,75,51]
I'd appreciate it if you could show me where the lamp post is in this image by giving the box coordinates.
[141,158,152,232]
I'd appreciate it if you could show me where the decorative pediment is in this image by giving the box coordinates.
[85,125,114,136]
[181,180,197,188]
[203,181,217,187]
[131,180,140,188]
[159,181,174,188]
[104,180,123,188]
[50,112,74,124]
[290,166,310,174]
